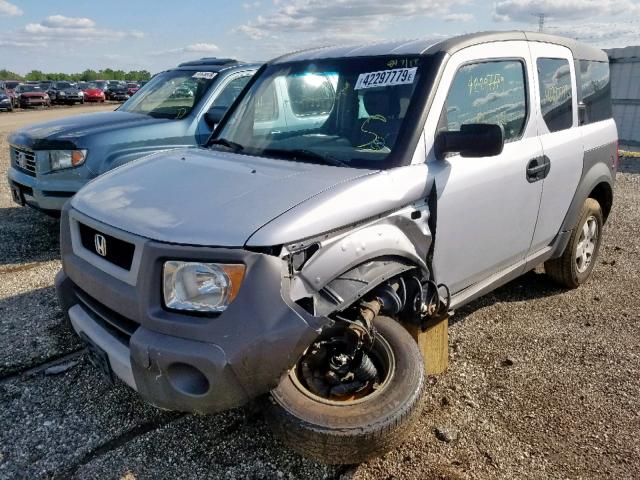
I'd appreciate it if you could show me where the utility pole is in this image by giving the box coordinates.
[536,13,545,32]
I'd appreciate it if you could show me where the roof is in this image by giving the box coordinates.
[175,58,262,73]
[273,31,608,64]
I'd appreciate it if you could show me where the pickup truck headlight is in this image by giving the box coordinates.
[163,261,245,313]
[47,150,87,170]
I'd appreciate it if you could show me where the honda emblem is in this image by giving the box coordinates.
[94,234,107,257]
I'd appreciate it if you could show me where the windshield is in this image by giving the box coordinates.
[214,56,424,169]
[55,82,73,89]
[20,85,42,92]
[5,81,19,89]
[118,70,216,119]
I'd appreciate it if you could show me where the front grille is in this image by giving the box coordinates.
[75,287,139,345]
[11,146,37,176]
[78,222,136,270]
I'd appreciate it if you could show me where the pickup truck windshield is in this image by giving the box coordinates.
[214,55,425,169]
[119,70,216,120]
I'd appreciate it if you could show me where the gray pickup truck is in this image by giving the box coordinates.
[7,58,259,215]
[56,32,617,464]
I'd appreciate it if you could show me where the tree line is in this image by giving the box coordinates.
[0,68,152,82]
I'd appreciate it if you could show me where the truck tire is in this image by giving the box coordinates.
[266,315,425,464]
[545,198,603,288]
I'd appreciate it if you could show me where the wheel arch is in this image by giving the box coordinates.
[588,181,613,222]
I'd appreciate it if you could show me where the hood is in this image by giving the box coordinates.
[71,148,374,246]
[56,87,80,93]
[8,110,169,149]
[83,88,103,95]
[21,92,46,97]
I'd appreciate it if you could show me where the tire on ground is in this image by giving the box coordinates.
[265,315,425,465]
[545,197,604,288]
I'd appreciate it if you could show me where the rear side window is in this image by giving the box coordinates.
[537,58,573,132]
[441,60,528,142]
[579,60,612,124]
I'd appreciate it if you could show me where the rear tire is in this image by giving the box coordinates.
[545,198,603,288]
[266,315,425,464]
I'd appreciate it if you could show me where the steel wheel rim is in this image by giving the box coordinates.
[576,215,598,274]
[289,332,396,406]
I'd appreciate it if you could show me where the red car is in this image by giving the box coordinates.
[80,82,106,102]
[0,81,19,108]
[126,82,140,96]
[15,84,51,108]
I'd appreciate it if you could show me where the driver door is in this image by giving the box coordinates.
[424,41,544,294]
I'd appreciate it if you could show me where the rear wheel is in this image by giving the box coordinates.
[545,198,603,288]
[266,315,425,464]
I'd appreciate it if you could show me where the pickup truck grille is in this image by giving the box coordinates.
[11,146,37,176]
[78,222,136,271]
[75,287,139,345]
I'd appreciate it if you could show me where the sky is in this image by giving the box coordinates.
[1,0,639,75]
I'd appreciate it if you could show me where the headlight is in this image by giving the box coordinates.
[163,261,245,313]
[48,149,87,170]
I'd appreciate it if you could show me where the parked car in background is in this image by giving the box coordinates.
[39,80,54,91]
[80,82,106,103]
[7,58,259,214]
[3,80,21,91]
[0,87,13,112]
[48,81,84,105]
[52,32,616,465]
[94,80,109,92]
[126,82,140,96]
[105,85,129,102]
[15,84,51,108]
[0,81,19,108]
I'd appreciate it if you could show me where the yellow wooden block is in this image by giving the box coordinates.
[403,317,449,375]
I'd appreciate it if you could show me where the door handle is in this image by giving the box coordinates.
[526,156,551,183]
[527,163,547,174]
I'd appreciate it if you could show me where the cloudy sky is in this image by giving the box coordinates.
[1,0,639,74]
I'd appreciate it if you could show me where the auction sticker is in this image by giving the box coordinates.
[192,72,217,79]
[354,67,417,90]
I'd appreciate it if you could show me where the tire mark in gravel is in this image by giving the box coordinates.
[55,408,246,479]
[0,348,85,383]
[0,261,55,275]
[51,413,188,480]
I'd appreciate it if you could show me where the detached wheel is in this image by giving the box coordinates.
[266,315,425,464]
[545,198,604,288]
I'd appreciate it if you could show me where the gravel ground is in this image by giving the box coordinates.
[0,107,639,479]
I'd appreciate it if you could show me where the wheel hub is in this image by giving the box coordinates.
[291,326,395,406]
[576,215,598,273]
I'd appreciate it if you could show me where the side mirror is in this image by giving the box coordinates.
[204,105,227,127]
[434,123,505,159]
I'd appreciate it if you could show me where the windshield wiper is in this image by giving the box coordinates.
[209,138,245,151]
[261,148,349,167]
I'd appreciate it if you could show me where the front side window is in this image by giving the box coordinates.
[119,70,218,119]
[537,58,573,132]
[215,56,426,169]
[579,60,612,124]
[440,60,528,142]
[210,75,251,110]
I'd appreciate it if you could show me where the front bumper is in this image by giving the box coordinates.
[56,206,329,413]
[8,165,82,212]
[20,98,47,107]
